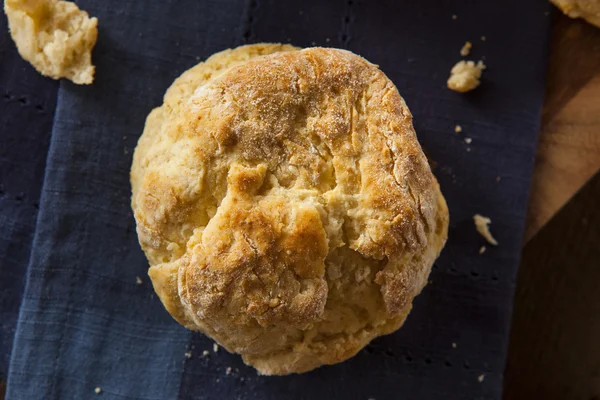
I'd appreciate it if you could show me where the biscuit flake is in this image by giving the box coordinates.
[473,214,499,246]
[4,0,98,84]
[447,60,486,93]
[460,41,472,56]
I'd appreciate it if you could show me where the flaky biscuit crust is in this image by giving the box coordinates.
[550,0,600,27]
[131,44,449,375]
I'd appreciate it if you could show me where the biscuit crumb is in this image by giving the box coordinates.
[202,350,210,357]
[460,41,472,56]
[5,0,98,84]
[185,351,192,359]
[478,374,485,382]
[213,343,219,353]
[454,125,462,133]
[452,14,457,20]
[464,137,472,144]
[95,387,102,394]
[466,148,471,152]
[473,214,499,246]
[452,342,457,348]
[495,176,501,183]
[481,36,486,41]
[447,60,486,92]
[136,276,142,285]
[326,37,331,43]
[226,367,232,375]
[216,378,220,383]
[479,246,486,255]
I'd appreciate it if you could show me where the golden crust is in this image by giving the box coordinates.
[550,0,600,27]
[131,43,449,375]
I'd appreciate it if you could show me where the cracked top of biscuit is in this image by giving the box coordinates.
[131,44,448,375]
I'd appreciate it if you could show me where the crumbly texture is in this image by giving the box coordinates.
[550,0,600,27]
[131,43,449,375]
[4,0,98,84]
[473,214,498,246]
[447,60,486,93]
[460,41,472,56]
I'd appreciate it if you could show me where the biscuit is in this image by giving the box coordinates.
[131,43,449,375]
[4,0,98,84]
[550,0,600,27]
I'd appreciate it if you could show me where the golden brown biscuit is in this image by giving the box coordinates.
[550,0,600,27]
[131,43,449,375]
[4,0,98,84]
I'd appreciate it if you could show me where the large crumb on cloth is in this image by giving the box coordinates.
[473,214,499,245]
[447,60,486,92]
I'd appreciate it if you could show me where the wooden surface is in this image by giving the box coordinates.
[525,13,600,241]
[506,172,600,400]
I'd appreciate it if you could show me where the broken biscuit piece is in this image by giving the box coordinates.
[473,214,499,246]
[447,60,486,93]
[4,0,98,84]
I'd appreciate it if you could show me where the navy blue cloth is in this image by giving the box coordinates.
[0,17,58,380]
[3,0,551,399]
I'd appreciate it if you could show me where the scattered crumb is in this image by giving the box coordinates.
[216,378,220,383]
[202,350,210,357]
[226,367,232,375]
[454,125,462,133]
[473,214,499,246]
[452,14,457,20]
[185,351,192,359]
[122,136,127,140]
[213,343,219,353]
[135,276,142,285]
[479,246,486,255]
[464,137,472,144]
[95,387,102,394]
[5,0,99,84]
[466,148,471,152]
[311,41,316,46]
[460,41,472,56]
[447,60,486,92]
[452,342,457,349]
[481,36,486,41]
[478,374,485,383]
[544,11,550,16]
[495,176,501,182]
[326,37,330,43]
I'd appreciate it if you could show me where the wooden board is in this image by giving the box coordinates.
[525,13,600,241]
